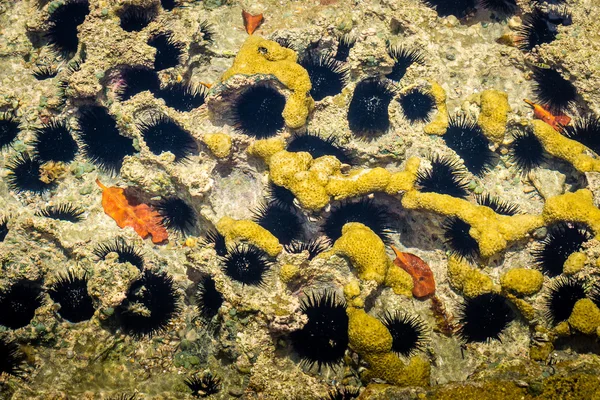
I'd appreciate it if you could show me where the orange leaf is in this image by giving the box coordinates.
[96,179,168,244]
[242,10,263,35]
[524,99,571,131]
[391,246,435,298]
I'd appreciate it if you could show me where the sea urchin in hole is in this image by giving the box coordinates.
[544,276,587,325]
[148,32,184,71]
[531,67,577,113]
[290,290,349,370]
[334,33,356,62]
[137,114,196,161]
[114,65,160,101]
[287,132,351,164]
[116,270,180,337]
[0,337,26,378]
[231,84,286,139]
[458,293,515,343]
[320,386,360,400]
[0,114,20,151]
[31,120,78,163]
[475,193,521,216]
[442,217,480,262]
[93,238,144,270]
[480,0,518,15]
[322,198,394,245]
[300,53,349,101]
[221,244,272,286]
[563,115,600,154]
[444,115,495,176]
[195,275,224,324]
[204,230,227,257]
[155,197,196,235]
[422,0,476,18]
[398,88,435,123]
[381,311,428,357]
[252,203,304,245]
[118,4,157,32]
[516,8,563,52]
[197,20,215,44]
[532,222,593,277]
[415,154,469,198]
[266,182,296,210]
[45,0,90,56]
[48,270,95,323]
[347,78,395,137]
[184,372,222,398]
[156,82,207,112]
[37,203,84,222]
[33,65,59,80]
[0,280,44,330]
[76,105,136,173]
[386,44,424,82]
[6,153,53,194]
[284,238,330,260]
[509,127,546,173]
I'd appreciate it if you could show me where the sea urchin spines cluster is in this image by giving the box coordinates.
[0,279,44,330]
[290,290,349,370]
[48,270,95,323]
[195,275,224,325]
[381,311,428,357]
[6,153,54,194]
[516,8,565,52]
[155,197,197,235]
[45,0,90,57]
[300,53,349,101]
[562,115,600,154]
[116,270,181,337]
[531,67,577,113]
[532,222,593,277]
[422,0,476,18]
[231,84,286,139]
[320,386,360,400]
[148,32,184,71]
[137,114,196,161]
[252,202,304,245]
[112,65,160,102]
[32,64,59,81]
[266,182,296,210]
[157,82,207,112]
[475,193,521,216]
[286,132,351,164]
[347,77,395,138]
[37,203,85,222]
[0,216,8,242]
[31,119,78,164]
[184,372,222,398]
[76,105,136,174]
[0,336,26,378]
[398,87,436,124]
[386,44,425,82]
[118,3,158,33]
[322,198,395,245]
[0,114,20,151]
[221,244,272,286]
[284,238,331,261]
[509,127,546,173]
[93,238,145,270]
[204,230,228,257]
[544,276,587,325]
[415,154,469,198]
[458,292,515,343]
[442,217,480,262]
[480,0,518,15]
[334,33,356,62]
[444,115,495,176]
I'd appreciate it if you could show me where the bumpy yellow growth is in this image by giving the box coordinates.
[532,120,600,173]
[203,133,232,159]
[247,137,286,162]
[478,90,510,145]
[500,268,544,296]
[564,252,587,275]
[543,189,600,236]
[386,157,421,194]
[568,299,600,336]
[279,264,299,283]
[423,81,449,135]
[327,167,391,200]
[216,216,282,256]
[347,307,430,386]
[447,256,496,297]
[221,36,313,129]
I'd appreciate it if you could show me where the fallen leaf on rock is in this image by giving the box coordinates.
[242,10,264,35]
[391,246,435,298]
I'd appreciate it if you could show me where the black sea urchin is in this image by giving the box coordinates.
[415,154,469,198]
[93,238,144,270]
[37,203,85,222]
[563,115,600,154]
[155,197,196,235]
[590,282,600,309]
[285,238,330,260]
[480,0,518,15]
[0,337,26,378]
[33,65,59,80]
[544,276,587,325]
[231,84,286,139]
[322,198,394,245]
[116,270,180,337]
[444,116,495,176]
[195,275,224,324]
[0,114,20,151]
[442,217,480,262]
[347,78,395,137]
[48,270,95,323]
[115,65,160,101]
[148,32,184,71]
[287,132,351,164]
[118,4,157,32]
[509,127,546,173]
[108,394,137,400]
[290,290,349,370]
[185,372,221,398]
[320,386,360,400]
[137,115,196,161]
[76,105,136,173]
[222,244,272,286]
[161,0,177,10]
[252,203,304,245]
[0,280,44,330]
[204,230,227,257]
[6,153,53,194]
[45,0,90,56]
[381,311,428,357]
[197,20,215,44]
[31,119,78,163]
[266,182,296,210]
[517,8,564,52]
[532,222,593,277]
[458,293,515,343]
[334,34,356,62]
[475,193,521,216]
[157,82,207,112]
[0,216,8,242]
[399,88,435,123]
[300,53,349,101]
[531,67,577,113]
[386,45,424,82]
[422,0,476,18]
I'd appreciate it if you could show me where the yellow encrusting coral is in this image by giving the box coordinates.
[500,268,544,296]
[563,252,587,275]
[385,157,421,194]
[216,216,282,257]
[568,299,600,336]
[278,264,299,283]
[203,133,232,159]
[447,256,496,297]
[423,81,449,136]
[247,137,286,162]
[220,35,313,129]
[327,167,391,200]
[478,89,510,145]
[543,189,600,236]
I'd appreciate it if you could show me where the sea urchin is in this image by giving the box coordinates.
[48,270,95,323]
[231,84,286,139]
[458,292,515,343]
[347,78,395,138]
[0,279,44,330]
[221,245,272,286]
